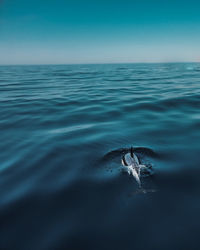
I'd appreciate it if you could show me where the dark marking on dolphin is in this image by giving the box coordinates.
[122,155,128,166]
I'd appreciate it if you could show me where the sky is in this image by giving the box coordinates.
[0,0,200,64]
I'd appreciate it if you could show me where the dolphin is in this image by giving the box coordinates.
[121,147,147,187]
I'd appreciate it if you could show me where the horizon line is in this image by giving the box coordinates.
[0,61,199,67]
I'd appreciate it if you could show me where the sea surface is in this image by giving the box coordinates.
[0,63,200,250]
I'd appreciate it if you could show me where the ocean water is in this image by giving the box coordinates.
[0,63,200,250]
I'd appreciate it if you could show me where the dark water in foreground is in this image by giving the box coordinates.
[0,63,200,250]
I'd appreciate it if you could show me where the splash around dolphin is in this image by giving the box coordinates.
[102,146,159,162]
[101,145,157,188]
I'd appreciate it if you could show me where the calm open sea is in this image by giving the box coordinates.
[0,63,200,250]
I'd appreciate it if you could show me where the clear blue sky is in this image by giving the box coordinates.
[0,0,200,64]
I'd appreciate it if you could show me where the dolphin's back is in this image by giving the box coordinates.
[124,153,139,167]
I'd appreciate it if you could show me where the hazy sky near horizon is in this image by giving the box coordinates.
[0,0,200,64]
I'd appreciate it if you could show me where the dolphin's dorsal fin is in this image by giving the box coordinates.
[130,147,134,158]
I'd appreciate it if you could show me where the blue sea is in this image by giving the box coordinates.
[0,63,200,250]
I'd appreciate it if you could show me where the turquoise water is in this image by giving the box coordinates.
[0,63,200,249]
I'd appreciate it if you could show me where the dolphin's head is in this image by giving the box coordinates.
[131,168,141,187]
